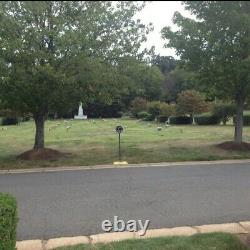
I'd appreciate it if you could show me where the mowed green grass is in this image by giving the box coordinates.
[54,233,249,250]
[1,118,250,169]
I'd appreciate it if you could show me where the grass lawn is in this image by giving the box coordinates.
[1,118,250,169]
[54,233,249,250]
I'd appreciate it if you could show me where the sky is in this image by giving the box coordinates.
[136,1,192,57]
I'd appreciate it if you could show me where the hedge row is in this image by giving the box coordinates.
[0,193,18,250]
[169,116,193,125]
[0,117,31,126]
[1,118,19,126]
[194,115,221,125]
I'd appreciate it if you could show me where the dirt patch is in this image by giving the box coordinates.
[237,233,250,247]
[217,141,250,151]
[18,148,66,161]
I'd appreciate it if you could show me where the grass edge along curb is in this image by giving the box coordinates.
[16,221,250,250]
[54,232,249,250]
[0,193,18,250]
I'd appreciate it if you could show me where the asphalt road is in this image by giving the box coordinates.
[1,163,250,240]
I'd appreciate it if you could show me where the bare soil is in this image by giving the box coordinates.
[18,148,66,160]
[217,141,250,151]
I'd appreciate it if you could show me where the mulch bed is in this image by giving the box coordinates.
[18,148,66,160]
[217,141,250,151]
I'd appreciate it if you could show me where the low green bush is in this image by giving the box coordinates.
[147,101,161,119]
[0,193,18,250]
[137,111,150,120]
[157,115,169,123]
[169,116,193,125]
[1,117,19,126]
[159,103,176,117]
[194,114,221,125]
[143,113,155,121]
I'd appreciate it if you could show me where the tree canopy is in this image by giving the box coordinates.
[0,1,153,150]
[162,1,250,144]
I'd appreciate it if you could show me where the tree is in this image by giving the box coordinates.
[162,1,250,144]
[117,57,164,106]
[0,1,152,151]
[212,103,236,125]
[176,90,208,118]
[151,55,177,75]
[162,67,196,103]
[130,97,148,117]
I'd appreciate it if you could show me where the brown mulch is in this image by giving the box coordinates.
[217,141,250,151]
[18,148,66,160]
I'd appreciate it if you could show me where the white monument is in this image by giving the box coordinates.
[74,102,87,120]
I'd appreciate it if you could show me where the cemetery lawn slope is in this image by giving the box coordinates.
[1,118,250,169]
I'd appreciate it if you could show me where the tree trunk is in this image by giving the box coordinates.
[34,115,45,149]
[234,98,244,144]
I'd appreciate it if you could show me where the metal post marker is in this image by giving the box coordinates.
[113,125,128,165]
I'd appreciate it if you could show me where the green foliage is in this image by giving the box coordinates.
[159,103,176,117]
[162,1,250,142]
[0,193,18,250]
[147,101,161,119]
[162,1,250,101]
[1,117,18,126]
[0,1,153,148]
[151,55,177,75]
[118,57,164,106]
[157,103,176,123]
[143,114,155,121]
[162,68,197,103]
[176,90,208,116]
[137,111,150,120]
[130,97,148,117]
[84,102,123,118]
[194,114,221,125]
[212,104,236,125]
[169,116,193,125]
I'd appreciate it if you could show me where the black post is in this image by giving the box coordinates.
[118,132,121,161]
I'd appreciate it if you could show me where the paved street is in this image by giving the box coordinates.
[1,162,250,240]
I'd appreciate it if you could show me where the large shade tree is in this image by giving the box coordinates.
[0,1,152,150]
[117,57,164,106]
[162,1,250,144]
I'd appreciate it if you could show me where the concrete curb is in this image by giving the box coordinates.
[2,159,250,175]
[16,221,250,250]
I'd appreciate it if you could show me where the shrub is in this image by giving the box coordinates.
[1,117,19,126]
[159,103,176,117]
[169,116,193,125]
[176,90,209,117]
[194,114,221,125]
[0,193,18,250]
[157,115,169,123]
[212,103,236,125]
[130,97,148,117]
[137,111,150,120]
[143,113,155,121]
[147,101,161,119]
